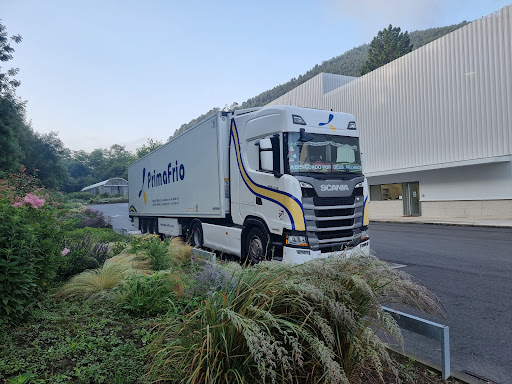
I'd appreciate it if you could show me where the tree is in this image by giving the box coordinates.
[20,131,68,188]
[0,96,24,171]
[136,138,163,159]
[361,24,412,75]
[0,20,22,101]
[103,144,135,180]
[85,145,136,181]
[0,20,25,172]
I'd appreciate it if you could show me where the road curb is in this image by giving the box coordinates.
[387,346,485,384]
[370,219,512,229]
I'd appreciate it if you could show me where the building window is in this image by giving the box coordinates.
[370,183,403,201]
[370,185,381,200]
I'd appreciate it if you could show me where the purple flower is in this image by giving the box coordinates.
[12,201,23,207]
[61,247,70,256]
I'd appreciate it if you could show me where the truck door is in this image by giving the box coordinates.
[238,137,258,218]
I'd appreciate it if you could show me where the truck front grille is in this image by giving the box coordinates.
[316,229,354,240]
[315,208,353,217]
[313,196,354,206]
[316,219,353,229]
[302,187,365,251]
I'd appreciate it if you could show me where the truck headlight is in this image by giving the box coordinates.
[361,229,369,242]
[285,231,308,247]
[300,181,313,189]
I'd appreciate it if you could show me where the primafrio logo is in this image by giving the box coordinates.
[138,161,185,206]
[319,113,336,132]
[320,184,349,192]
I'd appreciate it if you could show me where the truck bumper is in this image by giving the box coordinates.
[282,240,370,264]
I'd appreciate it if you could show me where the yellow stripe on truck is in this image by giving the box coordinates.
[363,199,369,226]
[231,120,306,231]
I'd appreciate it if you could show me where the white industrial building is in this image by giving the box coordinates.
[268,5,512,219]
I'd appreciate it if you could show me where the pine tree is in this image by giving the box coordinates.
[361,24,413,75]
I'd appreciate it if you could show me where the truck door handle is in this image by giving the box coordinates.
[256,197,262,205]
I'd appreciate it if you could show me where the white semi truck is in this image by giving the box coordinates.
[128,105,370,264]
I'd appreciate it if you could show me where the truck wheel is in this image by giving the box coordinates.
[141,218,148,233]
[148,219,156,234]
[245,227,269,264]
[190,220,203,247]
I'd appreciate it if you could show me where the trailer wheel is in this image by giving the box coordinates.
[190,220,203,247]
[148,219,157,234]
[245,227,270,264]
[141,218,148,233]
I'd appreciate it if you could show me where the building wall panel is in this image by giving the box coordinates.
[269,6,512,175]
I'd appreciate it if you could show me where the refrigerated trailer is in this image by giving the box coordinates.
[128,105,370,264]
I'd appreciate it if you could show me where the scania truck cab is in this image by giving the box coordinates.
[128,105,370,264]
[229,106,369,263]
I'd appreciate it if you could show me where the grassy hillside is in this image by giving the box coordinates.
[172,21,468,138]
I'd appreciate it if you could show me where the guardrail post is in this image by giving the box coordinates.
[191,248,217,265]
[382,306,450,379]
[441,326,450,380]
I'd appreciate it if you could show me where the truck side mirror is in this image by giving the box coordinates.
[258,136,282,177]
[270,134,282,178]
[259,138,273,172]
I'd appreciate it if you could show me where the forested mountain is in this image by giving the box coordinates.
[409,22,469,48]
[172,21,468,138]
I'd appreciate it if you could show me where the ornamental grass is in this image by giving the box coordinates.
[55,261,128,299]
[167,236,192,267]
[55,237,188,299]
[149,254,442,384]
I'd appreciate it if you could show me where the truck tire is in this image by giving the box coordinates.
[190,220,203,247]
[245,227,270,264]
[141,218,148,233]
[148,219,156,234]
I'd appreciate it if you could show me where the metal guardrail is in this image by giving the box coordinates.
[382,306,450,380]
[191,248,216,265]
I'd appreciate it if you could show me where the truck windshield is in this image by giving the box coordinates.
[284,132,362,176]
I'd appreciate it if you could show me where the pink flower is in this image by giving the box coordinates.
[12,201,23,207]
[61,248,70,256]
[23,193,45,209]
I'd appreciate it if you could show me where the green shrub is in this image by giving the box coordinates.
[0,169,66,323]
[0,197,61,323]
[59,233,111,279]
[119,272,183,316]
[66,191,93,200]
[65,227,125,243]
[130,235,171,271]
[111,240,128,256]
[149,254,443,383]
[67,192,128,205]
[61,206,112,230]
[77,207,112,228]
[57,228,127,279]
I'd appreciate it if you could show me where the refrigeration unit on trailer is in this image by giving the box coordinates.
[128,105,370,264]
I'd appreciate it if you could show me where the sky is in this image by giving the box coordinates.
[2,0,511,153]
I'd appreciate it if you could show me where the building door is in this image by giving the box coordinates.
[403,182,420,216]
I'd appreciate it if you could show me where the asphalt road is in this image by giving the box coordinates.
[371,222,512,384]
[89,204,511,382]
[88,203,137,233]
